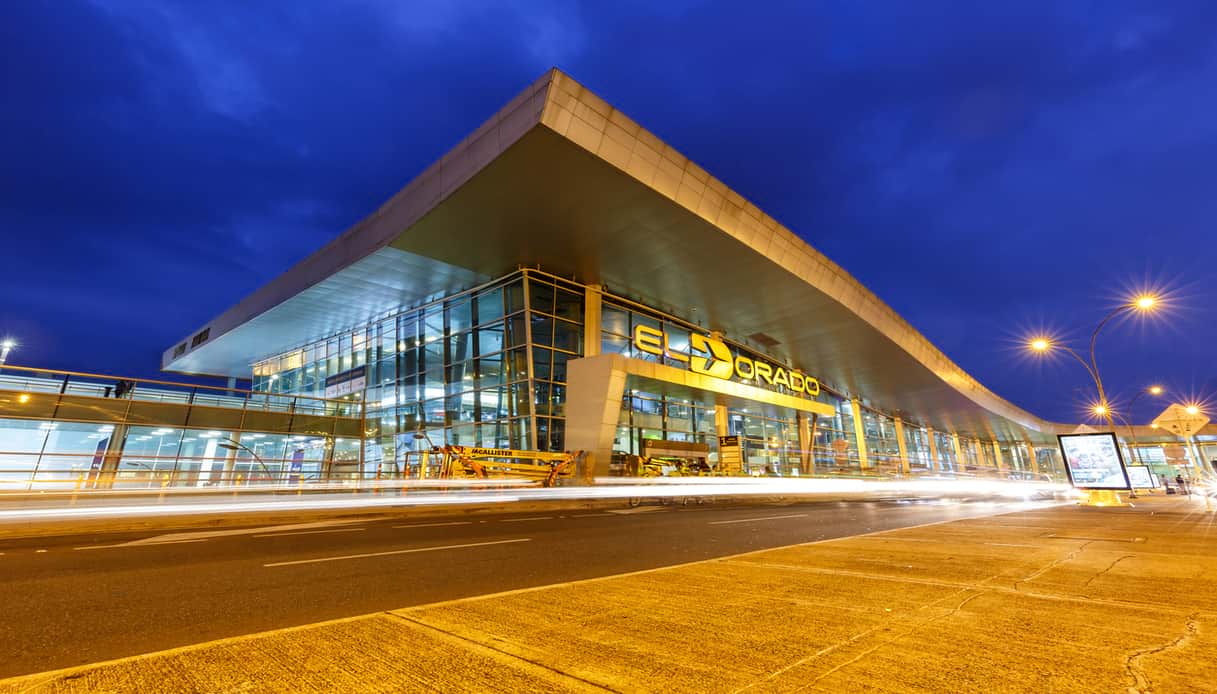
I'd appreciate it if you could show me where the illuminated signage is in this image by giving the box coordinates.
[1057,432,1130,490]
[632,325,819,397]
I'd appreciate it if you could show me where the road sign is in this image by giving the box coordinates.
[1151,404,1209,438]
[717,435,743,474]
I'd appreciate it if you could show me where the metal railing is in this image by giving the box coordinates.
[0,364,363,417]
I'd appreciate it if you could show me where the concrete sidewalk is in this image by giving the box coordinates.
[4,495,1215,693]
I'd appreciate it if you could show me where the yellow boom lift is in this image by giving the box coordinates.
[439,446,583,487]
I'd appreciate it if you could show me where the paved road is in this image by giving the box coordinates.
[0,498,1047,677]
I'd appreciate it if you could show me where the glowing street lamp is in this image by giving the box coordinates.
[0,338,15,368]
[1026,292,1161,428]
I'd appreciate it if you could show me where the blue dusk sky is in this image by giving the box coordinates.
[2,1,1216,424]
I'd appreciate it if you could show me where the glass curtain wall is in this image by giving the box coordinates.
[859,408,901,472]
[903,425,933,471]
[813,396,861,472]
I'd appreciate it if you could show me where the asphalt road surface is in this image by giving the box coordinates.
[0,498,1047,677]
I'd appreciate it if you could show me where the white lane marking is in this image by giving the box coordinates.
[264,538,530,568]
[708,513,809,525]
[35,549,47,553]
[75,539,209,550]
[253,528,365,539]
[498,516,554,523]
[392,521,474,529]
[85,519,372,548]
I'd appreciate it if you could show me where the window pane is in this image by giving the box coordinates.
[533,346,552,380]
[554,289,583,323]
[602,305,629,336]
[551,350,570,383]
[477,322,504,355]
[552,319,581,354]
[531,314,554,347]
[534,382,551,416]
[505,315,528,348]
[446,302,471,336]
[476,288,504,325]
[529,280,555,314]
[505,280,525,314]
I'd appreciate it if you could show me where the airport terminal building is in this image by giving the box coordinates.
[157,69,1078,482]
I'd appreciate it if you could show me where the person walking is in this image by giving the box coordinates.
[1176,474,1190,496]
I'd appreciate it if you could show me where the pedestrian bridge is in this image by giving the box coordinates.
[0,365,366,490]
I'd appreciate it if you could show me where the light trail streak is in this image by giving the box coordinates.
[0,477,1074,524]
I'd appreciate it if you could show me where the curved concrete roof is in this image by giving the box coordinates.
[166,69,1067,443]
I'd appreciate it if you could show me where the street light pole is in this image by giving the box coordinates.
[1029,294,1158,431]
[1122,386,1164,465]
[217,437,275,484]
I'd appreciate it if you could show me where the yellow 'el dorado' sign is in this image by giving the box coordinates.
[632,325,819,397]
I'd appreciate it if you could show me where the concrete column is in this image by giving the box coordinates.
[583,284,602,358]
[926,427,939,471]
[893,417,910,474]
[1024,439,1040,473]
[952,434,965,473]
[221,443,239,485]
[798,412,814,475]
[95,424,129,490]
[714,402,729,437]
[564,354,629,480]
[850,399,870,470]
[992,441,1005,471]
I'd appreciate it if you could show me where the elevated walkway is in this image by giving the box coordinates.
[0,365,365,490]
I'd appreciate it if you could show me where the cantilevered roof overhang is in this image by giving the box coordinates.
[165,69,1065,442]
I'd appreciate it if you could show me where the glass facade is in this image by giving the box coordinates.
[243,269,1066,481]
[0,269,1091,489]
[0,369,362,489]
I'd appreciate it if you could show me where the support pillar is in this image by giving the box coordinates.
[893,417,910,474]
[564,354,629,480]
[583,284,602,358]
[714,402,729,437]
[797,412,814,475]
[992,440,1005,471]
[952,434,965,473]
[850,399,870,470]
[1024,439,1040,474]
[221,443,239,485]
[95,424,128,490]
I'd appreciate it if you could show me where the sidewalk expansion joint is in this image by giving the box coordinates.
[723,558,1206,617]
[383,611,620,693]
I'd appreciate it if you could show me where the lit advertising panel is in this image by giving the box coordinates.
[1126,465,1156,488]
[1057,433,1130,490]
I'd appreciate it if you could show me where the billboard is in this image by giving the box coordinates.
[1057,432,1130,490]
[1125,465,1156,489]
[324,366,367,399]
